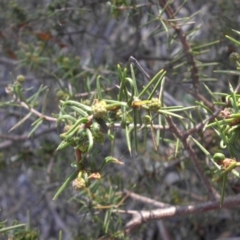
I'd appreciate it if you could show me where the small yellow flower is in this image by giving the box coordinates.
[92,100,107,118]
[147,98,161,111]
[72,177,86,190]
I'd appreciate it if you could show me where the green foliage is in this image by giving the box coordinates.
[2,0,240,239]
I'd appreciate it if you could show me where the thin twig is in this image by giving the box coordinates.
[0,126,57,149]
[109,122,169,130]
[123,189,171,208]
[158,0,199,92]
[129,56,151,80]
[20,101,57,122]
[74,85,117,98]
[166,116,219,201]
[183,108,222,138]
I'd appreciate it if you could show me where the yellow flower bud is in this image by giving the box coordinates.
[16,75,25,83]
[72,177,86,190]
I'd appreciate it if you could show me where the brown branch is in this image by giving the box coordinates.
[123,193,240,234]
[183,108,222,138]
[193,91,215,111]
[158,0,199,92]
[166,116,219,201]
[157,0,217,112]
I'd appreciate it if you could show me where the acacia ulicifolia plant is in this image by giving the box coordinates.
[52,57,197,199]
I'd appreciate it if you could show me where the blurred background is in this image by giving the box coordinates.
[0,0,240,239]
